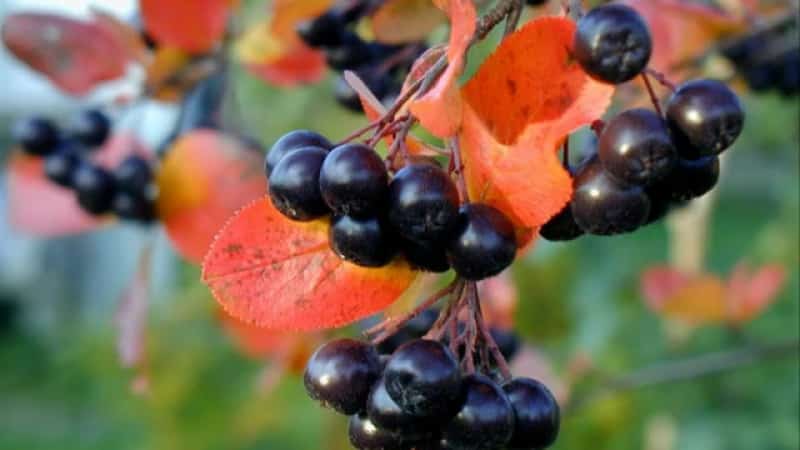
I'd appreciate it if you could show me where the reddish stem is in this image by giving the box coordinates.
[641,72,664,118]
[368,281,458,344]
[645,67,677,92]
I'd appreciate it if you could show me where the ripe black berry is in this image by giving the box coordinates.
[320,143,389,216]
[268,147,329,221]
[43,149,80,187]
[296,12,344,48]
[402,239,451,273]
[571,159,651,235]
[503,378,560,449]
[540,203,584,241]
[377,309,439,354]
[598,108,677,186]
[325,32,371,71]
[526,0,548,5]
[440,374,514,450]
[114,155,153,195]
[265,130,332,177]
[329,215,397,267]
[68,109,111,147]
[574,4,652,84]
[304,339,381,415]
[72,163,116,215]
[666,79,744,158]
[659,155,720,202]
[113,191,155,222]
[348,413,409,450]
[447,203,517,281]
[388,164,459,243]
[367,377,433,434]
[11,116,59,156]
[384,339,462,418]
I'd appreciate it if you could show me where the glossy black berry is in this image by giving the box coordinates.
[43,149,80,187]
[526,0,548,5]
[540,204,584,241]
[377,308,439,355]
[320,143,388,216]
[265,130,332,177]
[659,155,720,202]
[113,192,155,222]
[402,239,451,273]
[447,203,517,281]
[644,187,672,225]
[367,377,437,435]
[503,378,560,449]
[296,12,343,48]
[598,108,677,186]
[11,116,59,156]
[574,4,652,84]
[269,147,329,221]
[114,155,153,195]
[384,339,462,418]
[440,374,514,450]
[329,215,397,267]
[72,163,116,215]
[325,32,371,71]
[348,413,409,450]
[304,339,381,415]
[571,159,651,235]
[666,79,744,158]
[490,327,520,362]
[68,109,111,147]
[388,164,459,243]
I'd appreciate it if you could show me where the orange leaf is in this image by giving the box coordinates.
[408,0,475,138]
[157,130,266,264]
[271,0,333,43]
[371,0,447,44]
[244,44,327,87]
[657,275,728,324]
[460,18,614,240]
[726,264,786,323]
[640,265,692,311]
[1,13,132,94]
[140,0,232,54]
[202,197,417,331]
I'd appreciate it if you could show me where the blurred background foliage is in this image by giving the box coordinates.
[0,1,798,450]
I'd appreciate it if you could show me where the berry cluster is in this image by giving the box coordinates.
[722,21,799,97]
[305,337,559,450]
[296,2,425,112]
[265,130,518,281]
[11,111,157,222]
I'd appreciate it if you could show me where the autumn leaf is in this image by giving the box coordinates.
[1,13,135,94]
[202,197,417,331]
[157,129,266,264]
[140,0,233,54]
[371,0,447,44]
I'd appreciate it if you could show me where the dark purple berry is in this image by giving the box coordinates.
[570,159,651,235]
[43,149,80,187]
[113,191,155,222]
[440,374,514,450]
[68,109,110,147]
[329,215,397,267]
[11,116,59,156]
[73,163,116,215]
[540,204,584,241]
[447,203,517,281]
[574,4,652,84]
[325,32,371,71]
[659,155,720,202]
[598,108,677,186]
[265,130,332,177]
[384,339,462,418]
[268,147,329,221]
[348,413,410,450]
[114,155,153,195]
[320,143,388,216]
[503,378,560,449]
[296,12,343,48]
[304,339,381,415]
[367,377,437,435]
[388,164,459,243]
[526,0,548,5]
[402,239,451,273]
[377,308,439,354]
[644,187,672,225]
[666,79,744,158]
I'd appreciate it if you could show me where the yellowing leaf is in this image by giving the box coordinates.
[371,0,447,44]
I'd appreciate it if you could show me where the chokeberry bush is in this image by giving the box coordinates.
[1,1,798,450]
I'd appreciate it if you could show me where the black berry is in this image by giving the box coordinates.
[73,163,116,215]
[325,32,371,71]
[388,164,459,242]
[320,143,388,216]
[540,203,584,241]
[43,149,80,187]
[666,79,744,158]
[503,378,560,449]
[114,155,153,195]
[304,339,381,415]
[367,377,435,434]
[113,191,155,222]
[447,203,517,281]
[268,147,329,221]
[296,12,344,48]
[574,4,652,84]
[440,374,514,450]
[402,239,451,273]
[68,109,111,147]
[265,130,332,177]
[377,308,439,354]
[11,116,59,156]
[329,215,397,267]
[333,71,391,113]
[490,327,520,362]
[658,155,720,202]
[348,413,408,450]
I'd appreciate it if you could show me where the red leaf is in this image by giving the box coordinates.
[1,13,133,94]
[244,45,326,87]
[726,264,786,323]
[640,266,692,311]
[202,197,417,331]
[140,0,232,54]
[6,133,149,237]
[156,130,266,264]
[459,18,614,242]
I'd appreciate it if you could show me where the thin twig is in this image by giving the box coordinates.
[641,72,664,117]
[503,1,524,37]
[645,67,677,92]
[475,0,521,40]
[368,281,458,344]
[471,282,513,380]
[449,137,470,203]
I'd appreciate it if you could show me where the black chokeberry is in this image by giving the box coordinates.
[113,191,155,222]
[296,12,344,48]
[68,109,111,147]
[329,215,397,267]
[268,147,329,221]
[388,164,459,243]
[319,143,389,216]
[440,374,514,450]
[265,130,332,177]
[384,339,462,419]
[598,108,677,186]
[72,163,116,215]
[377,309,439,354]
[114,155,153,195]
[304,339,381,415]
[402,239,451,273]
[325,32,371,71]
[11,116,59,156]
[503,378,560,449]
[666,79,744,158]
[348,413,409,450]
[658,155,720,202]
[574,4,652,84]
[526,0,548,5]
[540,203,584,241]
[43,149,80,187]
[367,377,435,435]
[447,203,517,281]
[571,158,651,235]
